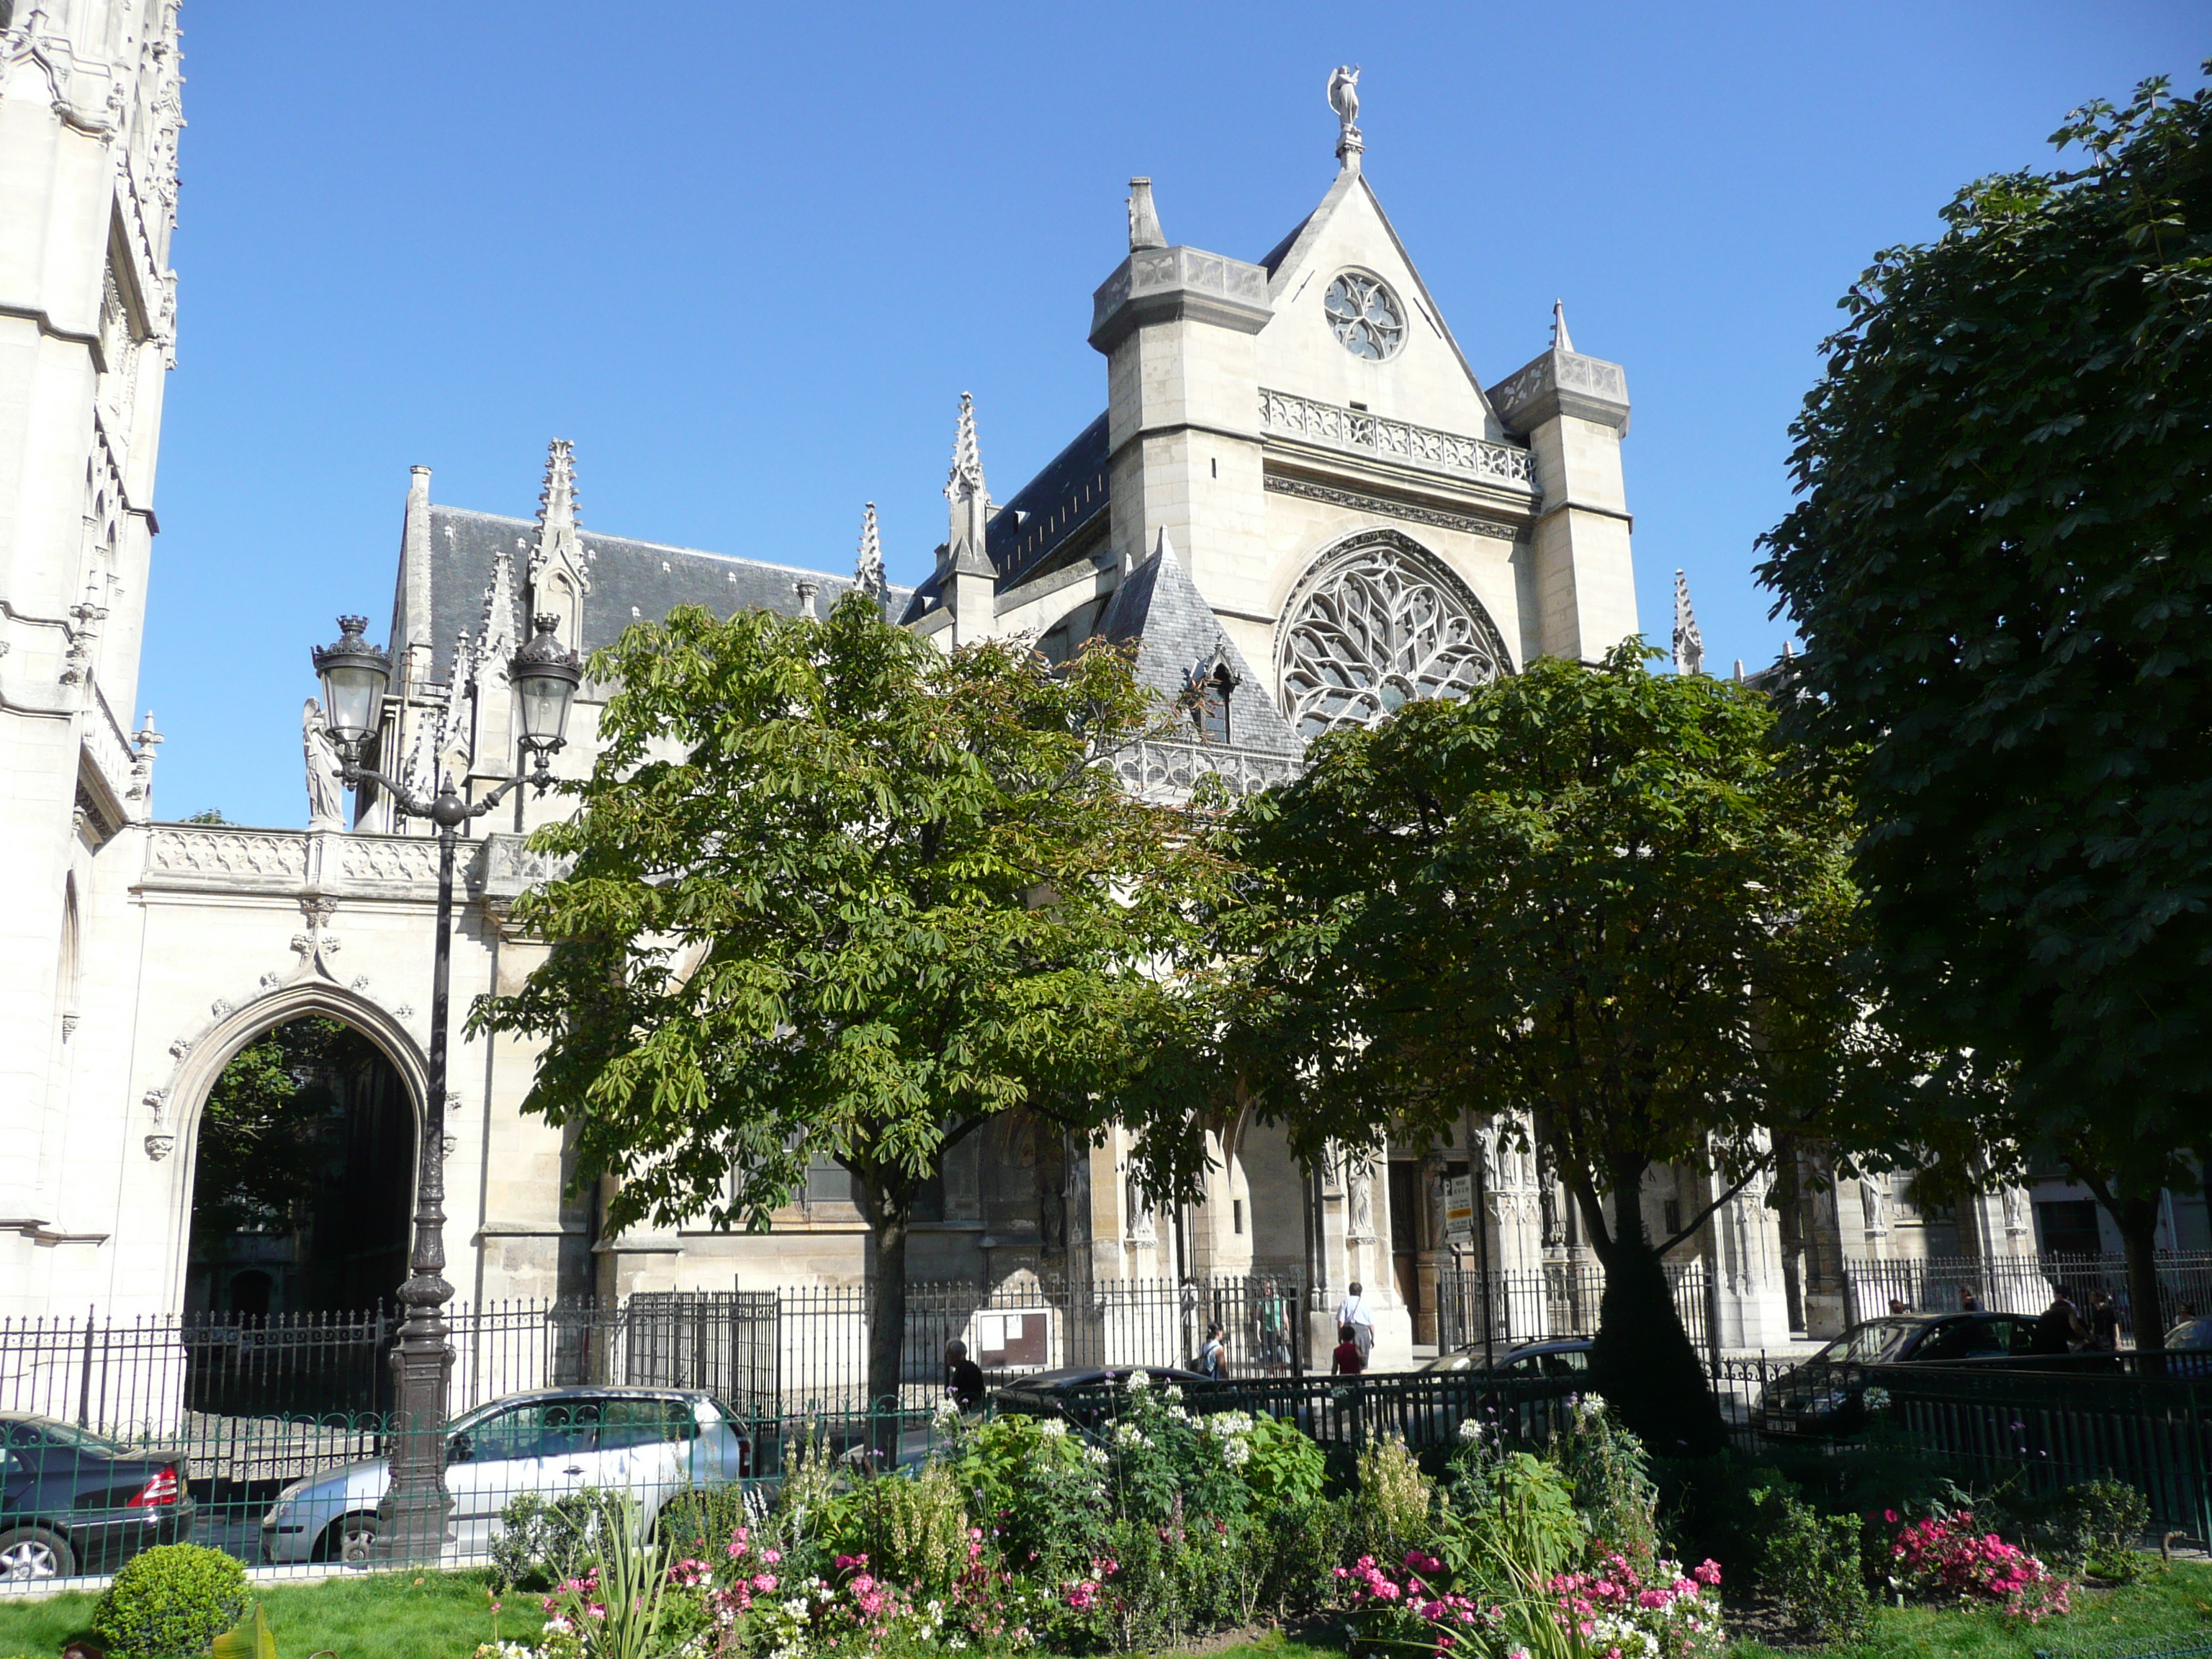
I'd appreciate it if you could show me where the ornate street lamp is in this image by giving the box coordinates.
[310,611,582,1563]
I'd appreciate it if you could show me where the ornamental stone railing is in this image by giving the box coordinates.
[475,833,575,900]
[1109,737,1304,802]
[1089,245,1274,351]
[81,683,143,820]
[1258,390,1537,491]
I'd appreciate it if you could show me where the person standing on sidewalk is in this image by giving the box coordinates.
[1336,1282,1376,1364]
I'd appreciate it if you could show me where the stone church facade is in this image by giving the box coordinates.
[6,14,2076,1361]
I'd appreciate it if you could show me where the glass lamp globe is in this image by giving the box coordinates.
[310,616,392,749]
[510,613,583,752]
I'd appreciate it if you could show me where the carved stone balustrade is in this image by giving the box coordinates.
[1259,389,1537,492]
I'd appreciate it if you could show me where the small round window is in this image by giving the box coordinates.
[1324,271,1406,361]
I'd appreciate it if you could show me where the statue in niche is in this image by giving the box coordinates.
[1861,1175,1889,1235]
[302,698,346,832]
[1349,1160,1375,1241]
[2002,1186,2029,1236]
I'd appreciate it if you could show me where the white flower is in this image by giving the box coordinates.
[1036,1418,1066,1438]
[1084,1445,1109,1466]
[933,1395,963,1429]
[782,1598,811,1619]
[1123,1368,1151,1391]
[1457,1418,1487,1443]
[1863,1385,1892,1412]
[1222,1437,1251,1467]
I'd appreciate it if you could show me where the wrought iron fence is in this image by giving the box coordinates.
[1843,1251,2212,1339]
[0,1275,1301,1441]
[1434,1259,1712,1356]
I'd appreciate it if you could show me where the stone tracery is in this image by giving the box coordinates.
[1275,531,1511,739]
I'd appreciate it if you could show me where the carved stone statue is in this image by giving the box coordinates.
[1349,1159,1375,1241]
[1328,64,1361,138]
[302,698,346,831]
[1861,1175,1889,1236]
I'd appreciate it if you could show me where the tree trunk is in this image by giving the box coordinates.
[2116,1195,2167,1376]
[1579,1164,1727,1459]
[864,1188,912,1466]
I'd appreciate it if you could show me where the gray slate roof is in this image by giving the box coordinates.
[900,414,1111,624]
[1097,536,1301,757]
[412,505,912,684]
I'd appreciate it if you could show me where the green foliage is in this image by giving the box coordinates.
[1352,1434,1436,1567]
[207,1603,275,1659]
[487,1485,618,1592]
[470,595,1233,1408]
[1988,1477,2152,1583]
[1558,1398,1661,1569]
[92,1544,251,1659]
[1755,71,2212,1272]
[1748,1485,1872,1640]
[830,1462,974,1597]
[1210,644,1912,1452]
[1241,1408,1328,1509]
[1654,1450,1795,1583]
[1441,1444,1587,1591]
[1254,1494,1361,1616]
[947,1413,1105,1576]
[544,1495,681,1659]
[190,1016,372,1244]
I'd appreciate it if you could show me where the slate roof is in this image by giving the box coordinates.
[410,505,911,684]
[900,414,1111,624]
[1097,534,1301,757]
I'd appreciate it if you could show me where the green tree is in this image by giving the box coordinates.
[471,595,1226,1420]
[1209,647,1920,1452]
[1755,72,2212,1340]
[189,1017,357,1247]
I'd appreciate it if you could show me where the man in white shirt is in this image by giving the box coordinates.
[1336,1281,1375,1362]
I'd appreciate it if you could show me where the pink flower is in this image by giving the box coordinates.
[762,1548,782,1563]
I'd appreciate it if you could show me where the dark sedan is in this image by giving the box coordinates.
[0,1413,194,1582]
[1755,1312,2033,1440]
[1421,1336,1592,1377]
[991,1367,1213,1431]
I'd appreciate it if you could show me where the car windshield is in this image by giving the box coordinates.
[1821,1320,1920,1364]
[1,1416,123,1455]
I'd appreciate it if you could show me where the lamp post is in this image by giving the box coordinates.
[310,611,582,1563]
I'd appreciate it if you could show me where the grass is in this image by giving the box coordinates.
[0,1568,505,1659]
[1728,1559,2212,1659]
[0,1559,2200,1659]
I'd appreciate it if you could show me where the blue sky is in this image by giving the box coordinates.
[144,3,2207,827]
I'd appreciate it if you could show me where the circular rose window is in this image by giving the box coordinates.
[1323,271,1406,361]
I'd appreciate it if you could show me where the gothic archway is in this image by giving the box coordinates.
[1274,529,1512,739]
[165,987,428,1320]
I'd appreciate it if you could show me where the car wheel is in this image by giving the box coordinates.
[0,1527,76,1583]
[315,1512,379,1565]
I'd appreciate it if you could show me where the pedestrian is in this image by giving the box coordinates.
[1197,1321,1228,1380]
[1957,1286,1981,1313]
[2087,1292,2121,1353]
[1337,1280,1376,1362]
[945,1338,985,1410]
[2028,1292,2085,1356]
[1887,1298,1909,1316]
[1331,1322,1366,1376]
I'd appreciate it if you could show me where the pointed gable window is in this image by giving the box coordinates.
[1192,662,1233,743]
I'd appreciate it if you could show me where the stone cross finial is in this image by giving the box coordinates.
[1127,177,1166,251]
[854,502,887,605]
[1672,570,1704,677]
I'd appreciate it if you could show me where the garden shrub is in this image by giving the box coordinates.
[489,1486,619,1592]
[947,1411,1106,1576]
[1748,1485,1871,1640]
[1353,1434,1435,1567]
[1241,1408,1327,1509]
[1987,1478,2150,1583]
[1886,1506,2072,1622]
[830,1460,972,1597]
[1256,1493,1359,1614]
[1556,1393,1660,1569]
[92,1543,250,1659]
[1653,1449,1793,1582]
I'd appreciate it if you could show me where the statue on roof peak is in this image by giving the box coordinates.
[1328,66,1362,166]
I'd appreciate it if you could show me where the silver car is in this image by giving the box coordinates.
[260,1388,751,1564]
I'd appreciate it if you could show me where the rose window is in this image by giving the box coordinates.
[1277,536,1509,739]
[1323,271,1406,361]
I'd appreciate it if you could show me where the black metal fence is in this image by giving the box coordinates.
[1843,1251,2212,1339]
[0,1274,1303,1441]
[1434,1259,1712,1355]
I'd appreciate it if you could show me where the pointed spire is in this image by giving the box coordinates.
[531,438,587,595]
[855,502,887,605]
[1672,570,1704,677]
[947,391,984,498]
[477,541,520,687]
[1551,299,1574,354]
[1127,177,1166,251]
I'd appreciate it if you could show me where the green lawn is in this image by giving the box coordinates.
[0,1568,505,1659]
[0,1560,2201,1659]
[1729,1560,2212,1659]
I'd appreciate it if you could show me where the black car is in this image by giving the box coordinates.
[0,1413,195,1582]
[1421,1337,1592,1378]
[2164,1316,2212,1378]
[990,1367,1213,1431]
[1755,1312,2034,1440]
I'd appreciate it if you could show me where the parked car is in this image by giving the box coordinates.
[259,1388,751,1565]
[1421,1337,1593,1378]
[1755,1311,2034,1440]
[2164,1316,2212,1377]
[0,1412,195,1583]
[989,1367,1213,1433]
